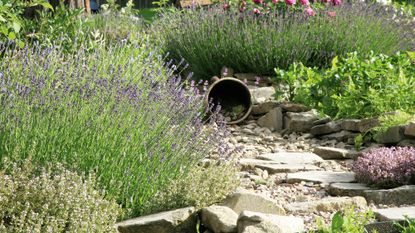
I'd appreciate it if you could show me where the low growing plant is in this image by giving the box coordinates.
[395,216,415,233]
[153,2,414,80]
[353,147,415,188]
[314,207,375,233]
[277,51,415,119]
[140,162,240,215]
[0,41,229,218]
[0,158,121,232]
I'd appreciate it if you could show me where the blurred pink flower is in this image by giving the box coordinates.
[305,7,315,16]
[327,11,336,17]
[241,0,247,6]
[272,0,279,4]
[333,0,341,5]
[223,3,231,10]
[239,6,247,12]
[253,8,261,14]
[285,0,296,5]
[322,0,331,3]
[253,0,263,4]
[300,0,310,5]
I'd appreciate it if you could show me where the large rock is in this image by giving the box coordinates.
[286,171,355,184]
[328,183,372,197]
[254,163,321,173]
[374,206,415,221]
[257,107,283,132]
[201,205,238,233]
[222,189,286,215]
[284,110,319,133]
[375,125,405,144]
[357,118,380,133]
[312,117,332,126]
[237,211,304,233]
[249,86,275,104]
[341,119,361,132]
[397,139,415,147]
[252,102,279,115]
[404,122,415,137]
[310,122,341,136]
[320,130,358,142]
[279,102,311,112]
[257,152,324,164]
[313,147,355,160]
[284,196,367,213]
[364,185,415,205]
[116,207,197,233]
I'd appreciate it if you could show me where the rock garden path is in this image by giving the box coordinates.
[214,119,415,231]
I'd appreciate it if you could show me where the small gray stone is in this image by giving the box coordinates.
[222,189,286,215]
[375,125,405,144]
[116,207,197,233]
[250,87,275,104]
[237,211,304,233]
[328,183,371,197]
[284,196,367,214]
[375,206,415,221]
[286,171,355,184]
[357,118,380,133]
[313,146,355,160]
[364,185,415,205]
[279,102,311,112]
[257,152,324,164]
[311,122,342,136]
[341,119,361,132]
[404,122,415,137]
[313,117,332,126]
[252,102,279,115]
[257,107,283,132]
[284,110,319,133]
[201,205,238,233]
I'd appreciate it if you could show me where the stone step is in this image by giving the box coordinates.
[375,206,415,221]
[364,185,415,205]
[286,171,355,184]
[255,163,321,174]
[328,182,372,197]
[257,152,324,164]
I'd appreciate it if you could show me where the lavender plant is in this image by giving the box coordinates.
[0,40,229,218]
[152,2,414,80]
[353,147,415,188]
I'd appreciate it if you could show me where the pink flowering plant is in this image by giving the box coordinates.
[353,147,415,188]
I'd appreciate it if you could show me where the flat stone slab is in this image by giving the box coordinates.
[255,163,321,174]
[285,196,367,214]
[364,185,415,205]
[257,152,324,164]
[328,183,372,197]
[375,206,415,221]
[313,147,356,160]
[286,171,355,184]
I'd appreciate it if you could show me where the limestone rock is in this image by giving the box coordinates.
[279,102,311,112]
[222,189,286,215]
[257,152,324,164]
[341,119,361,132]
[284,196,367,213]
[357,118,380,133]
[116,207,197,233]
[252,102,279,115]
[397,139,415,147]
[313,117,332,126]
[284,110,319,133]
[374,206,415,221]
[201,205,238,233]
[404,122,415,137]
[249,87,275,104]
[310,122,341,136]
[257,107,283,132]
[375,125,405,144]
[313,146,355,160]
[364,185,415,205]
[328,183,371,197]
[286,171,355,184]
[254,163,321,173]
[237,211,304,233]
[320,130,358,142]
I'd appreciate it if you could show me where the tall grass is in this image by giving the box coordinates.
[0,39,228,218]
[152,3,414,79]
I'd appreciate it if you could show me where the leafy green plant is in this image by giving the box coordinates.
[314,207,375,233]
[277,51,415,119]
[153,3,414,80]
[0,158,121,232]
[395,216,415,233]
[140,162,240,215]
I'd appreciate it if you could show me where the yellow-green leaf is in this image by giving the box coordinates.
[8,31,16,40]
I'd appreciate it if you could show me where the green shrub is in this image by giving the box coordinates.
[0,159,121,232]
[276,51,415,119]
[396,216,415,233]
[141,162,240,215]
[152,3,414,80]
[0,41,228,218]
[314,207,375,233]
